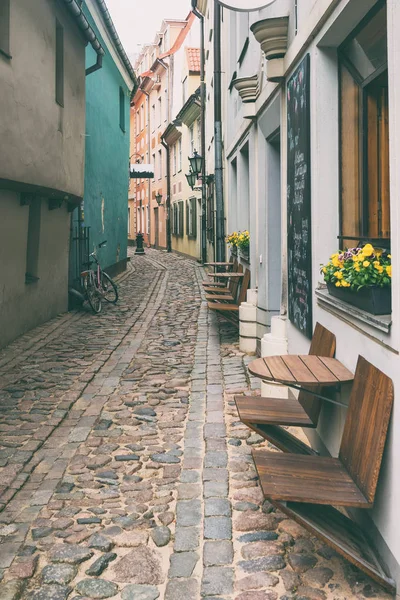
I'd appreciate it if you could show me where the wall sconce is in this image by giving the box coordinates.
[155,192,163,206]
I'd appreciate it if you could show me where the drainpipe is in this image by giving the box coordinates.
[214,1,226,262]
[192,1,207,264]
[61,0,105,75]
[143,89,151,246]
[161,137,172,253]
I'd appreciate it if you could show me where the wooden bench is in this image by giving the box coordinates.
[235,323,336,454]
[207,268,250,326]
[202,259,238,290]
[204,264,243,299]
[252,356,395,593]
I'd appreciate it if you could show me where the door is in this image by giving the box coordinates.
[154,208,159,249]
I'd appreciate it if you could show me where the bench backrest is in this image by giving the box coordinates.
[230,263,243,297]
[298,323,336,425]
[339,356,393,505]
[237,269,251,306]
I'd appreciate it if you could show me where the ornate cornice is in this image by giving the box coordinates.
[250,16,289,60]
[232,74,260,103]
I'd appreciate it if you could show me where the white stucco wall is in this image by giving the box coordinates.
[0,0,86,199]
[221,0,400,585]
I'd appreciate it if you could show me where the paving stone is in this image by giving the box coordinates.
[204,451,228,468]
[168,551,199,578]
[150,454,180,464]
[115,455,140,462]
[0,579,26,600]
[31,527,53,540]
[172,524,200,555]
[165,578,199,600]
[241,541,285,560]
[234,511,277,532]
[238,531,278,543]
[295,585,327,600]
[235,592,278,600]
[41,564,77,585]
[235,572,280,591]
[85,554,117,578]
[150,526,171,547]
[9,555,38,579]
[110,546,164,585]
[238,556,286,573]
[28,585,71,600]
[158,512,174,526]
[234,501,259,512]
[176,499,201,527]
[303,567,334,588]
[287,553,318,573]
[75,579,118,599]
[97,470,118,480]
[121,585,160,600]
[0,524,18,537]
[204,516,232,540]
[88,533,114,552]
[204,541,233,566]
[77,517,101,525]
[201,567,234,596]
[204,481,228,498]
[49,545,94,564]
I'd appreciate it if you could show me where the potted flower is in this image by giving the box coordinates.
[226,231,239,256]
[237,230,250,261]
[320,244,391,315]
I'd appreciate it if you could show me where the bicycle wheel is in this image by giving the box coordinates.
[84,275,102,314]
[101,272,118,303]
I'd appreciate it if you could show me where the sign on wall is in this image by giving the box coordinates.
[218,0,277,11]
[130,164,154,179]
[287,54,313,339]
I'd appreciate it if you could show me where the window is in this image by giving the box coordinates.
[119,87,125,132]
[55,20,64,106]
[0,0,11,57]
[141,104,145,131]
[178,138,182,171]
[197,118,201,155]
[186,198,197,238]
[173,144,177,175]
[146,206,150,234]
[142,207,145,233]
[158,149,162,179]
[165,88,168,122]
[152,104,156,131]
[152,153,156,182]
[182,76,188,105]
[207,180,215,243]
[339,3,389,248]
[189,124,195,155]
[158,97,162,127]
[178,201,184,237]
[25,197,41,284]
[136,110,140,134]
[137,208,141,233]
[172,202,184,237]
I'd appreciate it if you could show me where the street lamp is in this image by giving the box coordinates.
[188,150,203,177]
[185,169,198,191]
[155,191,163,206]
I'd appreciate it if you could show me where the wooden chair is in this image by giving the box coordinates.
[202,259,238,290]
[235,323,336,454]
[253,356,394,508]
[207,268,250,325]
[204,264,243,298]
[253,357,395,594]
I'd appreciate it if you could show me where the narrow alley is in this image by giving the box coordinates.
[0,250,389,600]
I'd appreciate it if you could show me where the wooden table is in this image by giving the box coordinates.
[208,272,244,278]
[248,355,354,407]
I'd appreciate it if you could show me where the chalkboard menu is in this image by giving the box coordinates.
[287,54,312,339]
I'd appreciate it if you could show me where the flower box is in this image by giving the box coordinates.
[239,248,249,262]
[327,283,391,315]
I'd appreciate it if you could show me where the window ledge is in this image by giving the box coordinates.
[315,287,391,334]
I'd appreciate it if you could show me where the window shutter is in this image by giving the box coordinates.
[179,201,184,237]
[186,201,190,236]
[192,199,197,238]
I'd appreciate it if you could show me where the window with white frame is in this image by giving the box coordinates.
[178,137,182,171]
[173,144,177,175]
[189,124,195,155]
[186,198,197,238]
[152,153,156,182]
[141,105,144,131]
[146,206,150,234]
[151,104,156,131]
[197,118,201,155]
[158,97,162,127]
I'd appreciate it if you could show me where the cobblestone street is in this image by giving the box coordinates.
[0,250,391,600]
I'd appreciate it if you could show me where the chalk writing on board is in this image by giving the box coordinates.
[287,54,312,339]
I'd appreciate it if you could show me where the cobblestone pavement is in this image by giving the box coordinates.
[0,249,392,599]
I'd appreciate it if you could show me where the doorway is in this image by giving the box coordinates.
[266,129,281,316]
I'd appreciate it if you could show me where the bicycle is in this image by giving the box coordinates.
[80,240,118,314]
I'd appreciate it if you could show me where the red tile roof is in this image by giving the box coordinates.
[186,47,201,72]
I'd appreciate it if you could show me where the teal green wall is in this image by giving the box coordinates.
[82,4,130,272]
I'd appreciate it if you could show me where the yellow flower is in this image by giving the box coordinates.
[353,255,361,262]
[363,261,370,268]
[354,265,360,272]
[330,253,339,259]
[386,265,392,277]
[363,244,374,257]
[334,271,343,279]
[375,250,383,258]
[322,267,327,274]
[373,261,380,269]
[335,281,341,287]
[342,281,350,288]
[388,254,392,259]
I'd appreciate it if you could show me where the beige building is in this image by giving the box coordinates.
[164,48,202,260]
[0,0,101,348]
